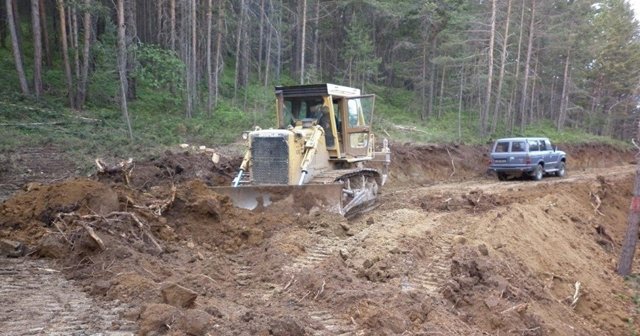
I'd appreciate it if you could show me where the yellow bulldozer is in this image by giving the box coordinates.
[214,83,391,217]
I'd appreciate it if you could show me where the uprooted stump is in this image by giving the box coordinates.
[48,211,163,256]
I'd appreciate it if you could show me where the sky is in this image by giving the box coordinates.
[630,0,640,19]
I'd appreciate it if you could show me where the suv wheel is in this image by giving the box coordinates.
[532,164,543,181]
[556,162,566,177]
[497,172,507,181]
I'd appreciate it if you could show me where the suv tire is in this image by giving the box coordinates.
[532,164,543,181]
[556,162,566,177]
[497,172,507,181]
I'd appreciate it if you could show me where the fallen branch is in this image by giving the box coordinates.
[296,290,311,303]
[589,192,604,216]
[53,210,163,253]
[283,275,295,291]
[313,280,326,300]
[445,147,456,178]
[500,303,528,314]
[392,125,429,134]
[570,281,581,309]
[79,222,105,250]
[0,121,65,127]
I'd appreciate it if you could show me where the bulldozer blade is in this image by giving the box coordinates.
[212,184,344,214]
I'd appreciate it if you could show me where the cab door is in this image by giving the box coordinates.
[342,95,375,158]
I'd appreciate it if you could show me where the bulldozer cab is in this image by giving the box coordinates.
[276,84,375,160]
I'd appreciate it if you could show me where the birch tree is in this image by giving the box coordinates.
[6,0,29,95]
[57,0,75,107]
[117,0,133,139]
[31,0,42,98]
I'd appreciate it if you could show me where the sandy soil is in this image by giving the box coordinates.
[1,143,639,336]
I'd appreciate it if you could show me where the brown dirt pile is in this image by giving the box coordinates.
[0,143,639,335]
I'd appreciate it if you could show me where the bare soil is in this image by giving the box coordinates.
[1,143,639,335]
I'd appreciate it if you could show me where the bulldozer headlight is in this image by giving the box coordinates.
[241,131,250,140]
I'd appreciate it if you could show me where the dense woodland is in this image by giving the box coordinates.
[1,0,640,141]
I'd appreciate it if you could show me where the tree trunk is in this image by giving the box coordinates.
[169,0,175,51]
[71,6,80,82]
[206,0,213,116]
[482,0,497,136]
[507,0,526,134]
[0,0,6,49]
[257,0,265,82]
[530,55,538,122]
[31,0,43,98]
[264,0,273,88]
[492,0,512,134]
[312,0,319,80]
[6,0,29,95]
[233,0,245,102]
[438,65,446,118]
[519,0,535,133]
[458,67,465,141]
[116,0,133,139]
[184,0,197,118]
[557,49,571,131]
[39,0,51,66]
[125,0,136,100]
[427,37,437,119]
[299,0,307,84]
[617,131,640,276]
[156,0,163,44]
[420,41,427,120]
[57,0,73,107]
[77,0,91,109]
[214,0,223,107]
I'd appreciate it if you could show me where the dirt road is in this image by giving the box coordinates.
[1,144,638,335]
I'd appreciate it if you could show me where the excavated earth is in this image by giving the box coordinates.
[1,142,640,335]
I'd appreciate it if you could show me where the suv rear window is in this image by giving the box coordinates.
[511,141,526,152]
[495,141,509,153]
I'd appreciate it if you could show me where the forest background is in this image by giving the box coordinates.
[1,0,640,163]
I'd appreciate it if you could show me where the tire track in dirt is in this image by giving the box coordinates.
[0,258,136,336]
[402,233,455,295]
[308,310,363,336]
[285,210,451,335]
[284,237,335,274]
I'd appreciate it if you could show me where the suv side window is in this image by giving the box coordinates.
[539,140,547,151]
[495,141,509,153]
[528,140,539,151]
[511,141,526,152]
[545,140,553,150]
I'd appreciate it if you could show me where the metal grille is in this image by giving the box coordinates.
[251,136,289,184]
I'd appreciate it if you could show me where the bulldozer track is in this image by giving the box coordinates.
[402,234,454,295]
[231,262,279,302]
[284,238,336,274]
[308,310,364,336]
[0,258,136,336]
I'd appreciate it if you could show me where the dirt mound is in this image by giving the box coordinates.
[0,143,639,335]
[0,179,120,245]
[96,149,241,190]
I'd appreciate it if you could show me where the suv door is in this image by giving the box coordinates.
[543,139,559,168]
[527,139,543,165]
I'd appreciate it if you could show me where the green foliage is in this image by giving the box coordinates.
[343,18,382,89]
[136,44,186,95]
[88,21,119,108]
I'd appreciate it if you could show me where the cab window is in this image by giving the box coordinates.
[528,140,539,151]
